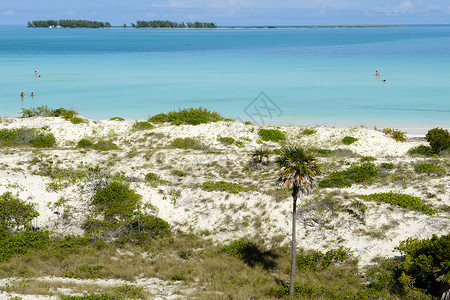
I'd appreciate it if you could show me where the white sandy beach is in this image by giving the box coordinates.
[0,116,448,298]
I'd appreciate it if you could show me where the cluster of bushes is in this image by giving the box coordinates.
[361,191,434,215]
[382,128,407,142]
[258,128,286,142]
[319,163,378,188]
[27,20,111,28]
[132,20,216,28]
[217,136,244,147]
[77,139,119,151]
[149,107,227,125]
[84,181,171,245]
[21,106,84,124]
[0,128,56,147]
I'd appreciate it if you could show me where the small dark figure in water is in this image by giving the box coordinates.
[31,92,35,97]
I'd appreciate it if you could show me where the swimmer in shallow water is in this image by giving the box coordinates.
[21,92,26,99]
[31,92,35,97]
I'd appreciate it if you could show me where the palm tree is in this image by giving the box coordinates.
[276,147,320,296]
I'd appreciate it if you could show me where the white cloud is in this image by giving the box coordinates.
[2,10,15,15]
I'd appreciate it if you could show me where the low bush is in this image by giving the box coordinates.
[383,128,407,142]
[119,214,171,244]
[93,140,119,151]
[258,128,286,142]
[362,192,434,215]
[132,121,154,131]
[30,133,56,147]
[414,162,446,175]
[77,138,94,148]
[303,128,316,135]
[170,137,208,150]
[217,136,235,145]
[425,127,450,154]
[144,172,170,187]
[92,182,142,221]
[342,136,358,145]
[70,117,86,124]
[149,107,227,125]
[296,246,352,271]
[0,192,38,231]
[380,162,395,169]
[0,229,50,262]
[62,295,121,300]
[319,163,377,188]
[109,117,125,121]
[361,156,376,162]
[408,145,435,156]
[20,106,78,120]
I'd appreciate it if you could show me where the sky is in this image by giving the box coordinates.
[1,0,450,26]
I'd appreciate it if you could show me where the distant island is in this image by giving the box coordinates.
[27,20,111,28]
[130,20,216,28]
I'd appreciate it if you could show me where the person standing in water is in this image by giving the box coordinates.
[375,70,379,77]
[21,92,26,99]
[35,71,40,77]
[31,92,35,97]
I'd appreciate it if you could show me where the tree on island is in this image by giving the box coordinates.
[276,147,321,296]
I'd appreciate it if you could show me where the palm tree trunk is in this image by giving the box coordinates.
[290,195,297,296]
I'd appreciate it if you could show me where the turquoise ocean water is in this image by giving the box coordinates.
[0,25,449,130]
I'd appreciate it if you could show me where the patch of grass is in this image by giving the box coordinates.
[170,137,208,150]
[149,107,228,125]
[144,172,170,187]
[342,136,358,145]
[414,162,446,175]
[258,128,286,142]
[360,156,376,162]
[132,121,154,131]
[29,134,56,148]
[201,180,243,194]
[319,163,378,188]
[361,191,435,215]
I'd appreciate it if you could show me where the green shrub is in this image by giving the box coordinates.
[342,136,358,145]
[362,192,434,215]
[319,163,377,188]
[109,117,125,121]
[396,234,450,296]
[408,145,435,156]
[171,137,208,150]
[217,136,235,145]
[0,229,50,262]
[30,133,56,147]
[0,192,37,231]
[414,162,446,175]
[20,106,78,120]
[77,138,94,148]
[70,117,86,124]
[132,121,154,131]
[380,162,395,169]
[296,246,352,271]
[425,127,450,154]
[383,128,407,142]
[361,156,376,162]
[303,128,316,135]
[144,172,170,187]
[125,214,171,241]
[92,182,142,221]
[149,107,227,125]
[201,181,243,194]
[93,140,119,151]
[258,128,286,142]
[62,295,121,300]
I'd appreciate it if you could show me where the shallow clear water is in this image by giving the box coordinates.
[1,25,449,129]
